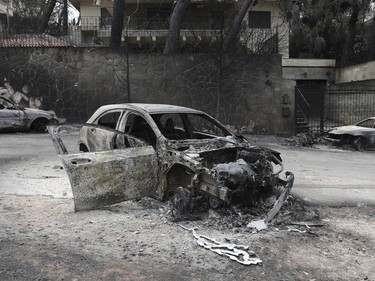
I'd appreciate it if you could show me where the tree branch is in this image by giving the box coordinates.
[223,0,255,53]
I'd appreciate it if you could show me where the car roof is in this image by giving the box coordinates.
[358,117,375,122]
[89,103,204,121]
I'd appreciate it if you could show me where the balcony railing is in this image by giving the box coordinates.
[76,16,223,47]
[79,16,222,34]
[241,27,279,54]
[0,15,279,53]
[80,16,222,31]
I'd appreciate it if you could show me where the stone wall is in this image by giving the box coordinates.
[0,48,295,134]
[335,60,375,84]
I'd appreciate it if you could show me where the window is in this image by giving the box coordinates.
[248,11,271,28]
[97,111,122,129]
[125,113,156,145]
[152,113,186,140]
[187,114,229,139]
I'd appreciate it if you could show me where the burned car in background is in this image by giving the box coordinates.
[0,96,57,133]
[325,117,375,151]
[48,104,294,216]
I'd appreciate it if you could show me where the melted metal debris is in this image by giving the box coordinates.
[179,225,262,266]
[247,171,294,231]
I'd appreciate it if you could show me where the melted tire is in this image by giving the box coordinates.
[31,119,48,133]
[352,137,367,151]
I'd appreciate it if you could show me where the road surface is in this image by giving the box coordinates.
[248,135,375,207]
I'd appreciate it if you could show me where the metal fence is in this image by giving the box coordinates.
[0,17,280,54]
[325,85,375,129]
[295,83,375,134]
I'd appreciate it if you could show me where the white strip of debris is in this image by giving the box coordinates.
[179,225,262,265]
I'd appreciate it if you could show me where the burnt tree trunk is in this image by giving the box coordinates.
[163,0,191,55]
[110,0,125,47]
[38,0,57,33]
[223,0,254,53]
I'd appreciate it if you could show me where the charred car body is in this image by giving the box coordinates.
[0,96,57,132]
[48,104,294,213]
[325,117,375,151]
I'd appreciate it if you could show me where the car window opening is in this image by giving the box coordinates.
[126,114,156,146]
[97,111,121,129]
[151,113,230,140]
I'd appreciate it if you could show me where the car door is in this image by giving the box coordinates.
[85,110,124,151]
[48,124,160,211]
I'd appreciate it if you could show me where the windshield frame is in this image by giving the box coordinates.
[151,112,232,140]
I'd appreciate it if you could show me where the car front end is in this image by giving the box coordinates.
[158,132,293,212]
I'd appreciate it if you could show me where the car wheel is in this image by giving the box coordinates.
[31,118,48,133]
[352,137,367,151]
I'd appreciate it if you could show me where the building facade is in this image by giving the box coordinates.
[69,0,289,57]
[0,0,13,35]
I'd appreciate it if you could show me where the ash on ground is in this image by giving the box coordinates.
[134,193,321,231]
[286,132,322,147]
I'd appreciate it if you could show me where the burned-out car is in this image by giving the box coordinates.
[0,96,57,132]
[48,103,294,214]
[325,117,375,151]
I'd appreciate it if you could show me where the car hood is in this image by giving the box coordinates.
[329,125,375,135]
[24,108,56,119]
[166,135,281,163]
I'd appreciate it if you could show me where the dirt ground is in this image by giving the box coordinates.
[0,194,374,281]
[0,133,374,281]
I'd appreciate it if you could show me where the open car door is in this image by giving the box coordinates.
[48,124,159,211]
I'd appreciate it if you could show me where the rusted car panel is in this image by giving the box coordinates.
[325,117,375,150]
[48,124,159,211]
[48,103,294,215]
[61,148,159,211]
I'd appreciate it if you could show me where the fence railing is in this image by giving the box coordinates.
[240,27,278,54]
[0,16,279,53]
[325,85,375,128]
[295,84,375,134]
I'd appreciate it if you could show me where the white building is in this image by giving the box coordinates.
[69,0,289,56]
[0,0,13,33]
